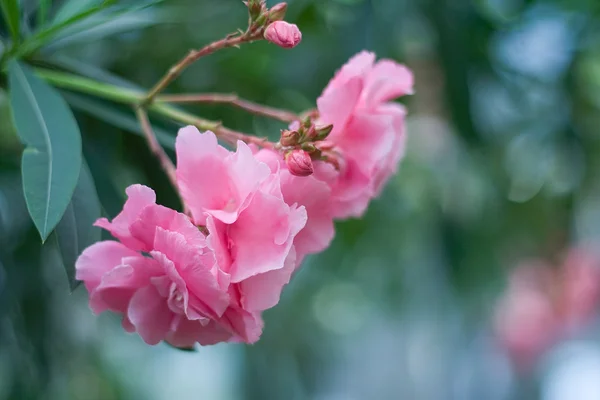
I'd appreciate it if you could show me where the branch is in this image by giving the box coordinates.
[143,32,261,105]
[157,93,300,123]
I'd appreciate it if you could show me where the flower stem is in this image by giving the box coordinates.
[142,32,261,106]
[34,68,274,149]
[157,93,299,123]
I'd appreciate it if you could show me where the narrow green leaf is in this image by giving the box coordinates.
[62,92,175,150]
[8,61,82,241]
[17,1,113,55]
[45,3,168,51]
[52,160,100,291]
[0,0,20,42]
[52,0,104,24]
[37,0,52,27]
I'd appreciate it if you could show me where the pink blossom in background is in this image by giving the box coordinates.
[176,127,307,313]
[76,185,262,347]
[263,21,302,49]
[494,261,559,370]
[494,246,600,370]
[316,51,414,219]
[560,245,600,330]
[255,149,336,266]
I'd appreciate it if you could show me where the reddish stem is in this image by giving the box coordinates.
[157,93,299,123]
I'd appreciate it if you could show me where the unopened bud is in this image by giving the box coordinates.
[285,149,313,177]
[301,142,318,154]
[314,124,333,140]
[245,0,265,20]
[268,3,287,21]
[264,21,302,49]
[280,129,300,146]
[304,124,317,140]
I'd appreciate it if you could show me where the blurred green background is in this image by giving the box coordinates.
[3,0,600,399]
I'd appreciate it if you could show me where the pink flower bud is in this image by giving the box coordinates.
[268,3,287,21]
[315,124,333,140]
[286,150,313,177]
[280,129,300,147]
[264,21,302,49]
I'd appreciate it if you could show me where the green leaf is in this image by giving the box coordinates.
[52,0,106,24]
[16,0,115,55]
[62,92,175,150]
[0,0,20,41]
[52,160,100,291]
[44,3,168,51]
[8,61,82,241]
[37,0,52,27]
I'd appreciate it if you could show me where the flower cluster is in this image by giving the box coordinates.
[494,245,600,370]
[75,52,413,347]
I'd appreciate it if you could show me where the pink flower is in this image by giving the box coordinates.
[255,149,335,265]
[494,249,600,370]
[560,246,600,330]
[494,262,559,369]
[316,51,414,218]
[76,185,262,347]
[285,149,314,177]
[176,127,307,311]
[264,21,302,49]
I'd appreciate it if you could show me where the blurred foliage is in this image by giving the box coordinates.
[2,0,600,399]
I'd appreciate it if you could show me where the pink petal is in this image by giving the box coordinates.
[317,76,363,137]
[175,127,232,225]
[228,191,307,282]
[91,255,163,315]
[175,127,270,225]
[166,317,233,347]
[362,59,414,106]
[129,204,206,252]
[75,241,139,291]
[127,285,173,345]
[206,216,233,274]
[94,185,156,251]
[219,307,264,344]
[338,112,397,172]
[321,51,375,96]
[371,103,407,194]
[152,227,230,318]
[278,168,335,258]
[240,247,297,311]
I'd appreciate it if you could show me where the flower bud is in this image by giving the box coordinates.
[314,124,333,140]
[280,129,300,147]
[268,3,287,21]
[285,150,313,177]
[245,0,265,21]
[304,124,317,140]
[264,21,302,49]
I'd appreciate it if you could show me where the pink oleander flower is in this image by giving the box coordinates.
[494,262,559,370]
[264,21,302,49]
[76,185,262,347]
[494,247,600,370]
[255,149,335,266]
[285,149,314,177]
[175,127,307,312]
[560,245,600,330]
[316,51,414,219]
